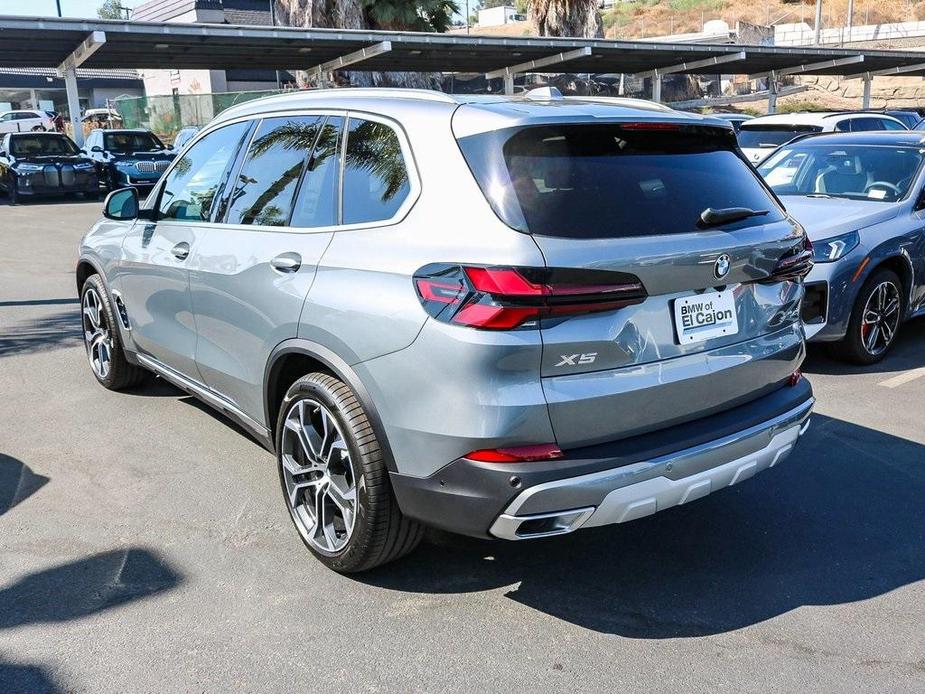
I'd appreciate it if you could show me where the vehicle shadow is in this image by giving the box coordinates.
[0,454,49,516]
[358,414,925,638]
[0,309,82,358]
[803,316,925,376]
[0,548,182,692]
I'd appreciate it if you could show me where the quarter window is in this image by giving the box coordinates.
[226,116,322,227]
[158,120,249,222]
[290,116,343,228]
[342,118,410,225]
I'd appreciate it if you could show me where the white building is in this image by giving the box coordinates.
[478,6,527,28]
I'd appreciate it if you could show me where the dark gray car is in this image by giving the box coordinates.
[77,88,814,572]
[758,130,925,362]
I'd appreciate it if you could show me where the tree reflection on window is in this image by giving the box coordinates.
[342,119,410,225]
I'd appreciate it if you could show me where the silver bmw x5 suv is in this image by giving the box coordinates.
[77,88,814,572]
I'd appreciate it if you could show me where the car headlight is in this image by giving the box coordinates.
[114,160,136,168]
[16,163,43,172]
[812,231,860,263]
[74,161,95,170]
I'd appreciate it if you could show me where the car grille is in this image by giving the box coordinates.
[134,160,170,174]
[42,166,59,187]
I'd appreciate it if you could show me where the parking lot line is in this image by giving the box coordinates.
[878,366,925,389]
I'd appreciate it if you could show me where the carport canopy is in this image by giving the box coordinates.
[4,14,925,142]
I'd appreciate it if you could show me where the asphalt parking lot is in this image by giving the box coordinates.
[1,200,923,693]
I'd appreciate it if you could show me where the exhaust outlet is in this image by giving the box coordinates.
[490,507,595,541]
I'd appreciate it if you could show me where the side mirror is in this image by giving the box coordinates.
[90,145,103,153]
[103,187,139,220]
[0,151,6,158]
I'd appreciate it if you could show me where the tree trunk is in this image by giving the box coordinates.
[529,0,602,38]
[273,0,443,89]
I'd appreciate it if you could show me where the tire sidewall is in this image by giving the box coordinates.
[275,375,374,572]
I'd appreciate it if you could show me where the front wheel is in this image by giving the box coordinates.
[80,274,147,389]
[831,268,904,365]
[276,372,423,573]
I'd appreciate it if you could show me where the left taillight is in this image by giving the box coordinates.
[413,264,647,330]
[763,235,814,283]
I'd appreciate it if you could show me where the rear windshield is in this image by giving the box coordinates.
[104,131,164,153]
[10,135,78,156]
[737,125,822,149]
[457,123,784,239]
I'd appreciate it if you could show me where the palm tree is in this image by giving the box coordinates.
[273,0,458,88]
[528,0,602,38]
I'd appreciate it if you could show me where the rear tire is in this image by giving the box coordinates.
[276,372,423,573]
[80,274,147,390]
[831,268,904,365]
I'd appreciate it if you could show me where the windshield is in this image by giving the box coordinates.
[758,143,925,202]
[10,134,79,157]
[104,131,164,153]
[458,123,784,239]
[737,125,822,149]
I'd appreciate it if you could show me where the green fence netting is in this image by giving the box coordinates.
[115,89,287,141]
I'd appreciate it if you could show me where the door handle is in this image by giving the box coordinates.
[271,253,302,273]
[171,242,190,261]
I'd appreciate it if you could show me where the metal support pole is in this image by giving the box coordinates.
[768,71,778,114]
[652,72,662,103]
[63,66,82,146]
[814,0,823,45]
[862,73,872,109]
[847,0,854,41]
[503,72,514,96]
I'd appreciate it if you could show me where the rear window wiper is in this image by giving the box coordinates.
[699,207,770,227]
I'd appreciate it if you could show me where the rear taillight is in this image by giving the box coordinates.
[465,444,563,463]
[762,235,814,283]
[413,265,647,330]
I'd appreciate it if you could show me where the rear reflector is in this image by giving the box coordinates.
[465,444,564,463]
[789,370,803,387]
[414,264,647,330]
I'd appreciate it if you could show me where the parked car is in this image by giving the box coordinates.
[77,89,814,572]
[0,109,57,134]
[758,130,925,363]
[81,108,123,127]
[709,112,755,132]
[0,131,98,204]
[82,128,175,191]
[872,109,922,129]
[171,125,200,152]
[738,112,907,165]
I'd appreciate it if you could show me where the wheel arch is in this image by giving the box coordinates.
[264,339,397,471]
[76,256,105,295]
[867,249,915,315]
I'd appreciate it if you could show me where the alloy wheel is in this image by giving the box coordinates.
[860,281,901,357]
[280,398,358,554]
[82,286,112,379]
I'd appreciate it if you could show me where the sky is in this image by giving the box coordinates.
[0,0,144,18]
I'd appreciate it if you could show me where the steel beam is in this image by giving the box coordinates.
[843,62,925,80]
[748,55,864,81]
[486,47,592,94]
[56,31,106,146]
[307,40,392,84]
[634,51,747,78]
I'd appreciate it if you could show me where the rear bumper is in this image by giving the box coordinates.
[390,378,813,538]
[489,395,812,539]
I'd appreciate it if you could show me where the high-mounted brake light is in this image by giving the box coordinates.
[413,265,647,330]
[617,122,683,131]
[465,444,563,463]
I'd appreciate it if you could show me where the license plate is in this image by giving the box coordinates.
[673,289,739,344]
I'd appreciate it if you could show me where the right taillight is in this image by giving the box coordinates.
[413,264,647,330]
[762,234,814,283]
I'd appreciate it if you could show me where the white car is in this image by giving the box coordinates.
[0,109,56,134]
[737,112,908,165]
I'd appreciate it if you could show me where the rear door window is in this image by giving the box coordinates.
[341,117,410,225]
[226,115,323,227]
[290,116,343,228]
[459,123,785,239]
